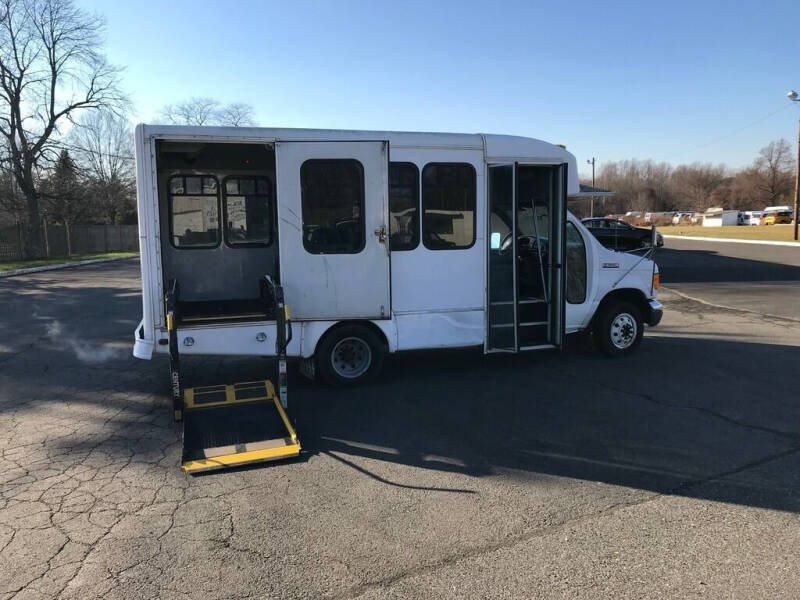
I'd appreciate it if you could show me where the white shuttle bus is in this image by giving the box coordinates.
[132,125,663,472]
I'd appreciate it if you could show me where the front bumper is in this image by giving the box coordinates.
[645,299,663,326]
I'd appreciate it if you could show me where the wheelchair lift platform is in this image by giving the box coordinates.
[166,276,300,474]
[181,381,300,473]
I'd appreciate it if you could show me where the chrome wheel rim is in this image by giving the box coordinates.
[331,337,372,379]
[610,313,637,349]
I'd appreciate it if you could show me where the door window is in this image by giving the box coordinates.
[300,159,365,254]
[389,162,419,251]
[566,222,587,304]
[516,166,552,302]
[421,163,476,250]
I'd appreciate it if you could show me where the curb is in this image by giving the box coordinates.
[0,256,138,279]
[662,234,800,247]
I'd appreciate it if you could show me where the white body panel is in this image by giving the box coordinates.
[132,125,658,361]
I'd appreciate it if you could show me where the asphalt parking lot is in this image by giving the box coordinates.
[658,237,800,320]
[1,241,799,599]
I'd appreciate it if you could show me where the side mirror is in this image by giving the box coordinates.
[651,225,658,247]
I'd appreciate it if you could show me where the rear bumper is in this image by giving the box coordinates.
[645,299,663,326]
[133,319,154,359]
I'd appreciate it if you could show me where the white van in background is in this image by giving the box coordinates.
[742,211,763,226]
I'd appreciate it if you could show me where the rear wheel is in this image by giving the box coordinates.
[316,325,385,387]
[593,301,644,357]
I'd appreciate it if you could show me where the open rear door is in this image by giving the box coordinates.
[276,141,390,320]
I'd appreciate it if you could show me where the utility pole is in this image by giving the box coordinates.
[788,91,800,241]
[586,157,596,217]
[795,117,799,241]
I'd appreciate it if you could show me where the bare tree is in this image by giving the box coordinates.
[68,110,134,223]
[158,98,257,127]
[587,139,797,216]
[0,141,25,223]
[727,167,762,209]
[0,0,126,258]
[755,139,794,204]
[595,159,675,214]
[215,102,255,127]
[159,97,220,126]
[671,163,727,211]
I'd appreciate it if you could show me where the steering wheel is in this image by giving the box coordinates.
[500,233,539,254]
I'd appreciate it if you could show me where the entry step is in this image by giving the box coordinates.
[181,380,300,473]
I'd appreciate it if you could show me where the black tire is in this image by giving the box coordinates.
[315,324,385,387]
[593,301,644,357]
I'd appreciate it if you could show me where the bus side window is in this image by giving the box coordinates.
[566,222,587,304]
[421,163,476,250]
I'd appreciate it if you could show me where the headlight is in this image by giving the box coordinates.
[652,272,660,289]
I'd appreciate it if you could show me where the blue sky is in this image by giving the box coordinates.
[78,0,800,175]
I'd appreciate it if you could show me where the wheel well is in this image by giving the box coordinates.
[316,320,390,353]
[595,288,649,323]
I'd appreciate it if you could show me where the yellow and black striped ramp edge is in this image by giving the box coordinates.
[181,380,300,473]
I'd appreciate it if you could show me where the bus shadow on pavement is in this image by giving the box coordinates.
[163,333,800,514]
[6,329,800,514]
[317,336,798,509]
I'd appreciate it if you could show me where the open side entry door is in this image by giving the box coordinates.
[275,140,391,320]
[486,163,567,353]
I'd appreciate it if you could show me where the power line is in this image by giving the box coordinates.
[664,103,792,161]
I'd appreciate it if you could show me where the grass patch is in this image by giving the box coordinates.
[658,225,797,241]
[0,252,138,273]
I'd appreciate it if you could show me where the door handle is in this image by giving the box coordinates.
[374,226,389,255]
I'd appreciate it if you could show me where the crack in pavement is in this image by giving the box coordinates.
[574,377,800,443]
[662,286,800,326]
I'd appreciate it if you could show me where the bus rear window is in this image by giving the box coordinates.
[224,177,273,247]
[168,175,220,248]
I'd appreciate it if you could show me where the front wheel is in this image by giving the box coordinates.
[593,301,644,357]
[315,325,385,387]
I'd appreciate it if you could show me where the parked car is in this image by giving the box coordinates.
[672,211,693,225]
[581,218,665,251]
